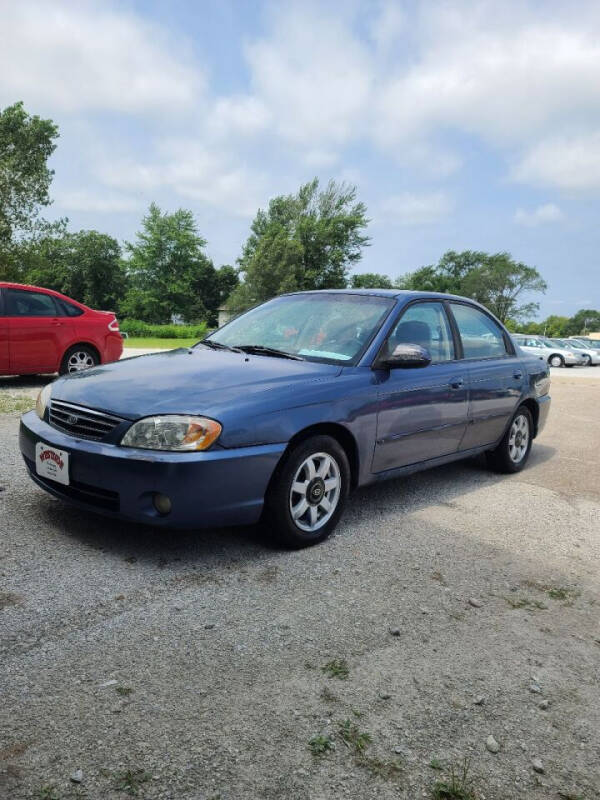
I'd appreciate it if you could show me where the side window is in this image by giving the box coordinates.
[6,289,59,317]
[59,299,84,317]
[450,303,508,359]
[387,301,455,362]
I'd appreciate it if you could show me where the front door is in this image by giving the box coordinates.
[7,288,72,374]
[0,290,9,373]
[372,301,468,472]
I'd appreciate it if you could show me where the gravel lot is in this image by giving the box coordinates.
[0,371,599,800]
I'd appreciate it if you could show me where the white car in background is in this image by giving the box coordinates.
[512,335,583,367]
[550,338,600,366]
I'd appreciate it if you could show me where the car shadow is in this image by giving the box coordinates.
[32,443,557,566]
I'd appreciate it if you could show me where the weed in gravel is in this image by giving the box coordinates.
[113,769,151,795]
[34,786,60,800]
[547,586,580,604]
[356,755,403,780]
[431,757,477,800]
[308,734,334,756]
[557,793,585,800]
[338,719,372,752]
[115,686,133,696]
[0,592,23,610]
[505,596,547,610]
[0,394,35,414]
[255,565,278,583]
[431,570,447,585]
[429,758,444,770]
[320,686,338,703]
[321,658,349,679]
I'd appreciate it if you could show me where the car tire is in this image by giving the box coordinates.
[548,354,563,368]
[263,435,350,548]
[583,354,592,366]
[486,406,533,474]
[59,345,99,375]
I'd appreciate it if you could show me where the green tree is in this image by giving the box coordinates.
[563,309,600,336]
[121,203,216,324]
[19,229,126,310]
[0,102,59,273]
[350,272,393,289]
[230,179,370,310]
[397,250,547,322]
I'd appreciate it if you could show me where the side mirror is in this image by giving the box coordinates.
[375,343,432,369]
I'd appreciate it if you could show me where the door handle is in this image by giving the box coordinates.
[51,320,63,326]
[513,371,523,379]
[449,377,464,390]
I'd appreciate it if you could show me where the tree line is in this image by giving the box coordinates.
[1,101,598,334]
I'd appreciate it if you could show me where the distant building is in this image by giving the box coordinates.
[217,306,234,328]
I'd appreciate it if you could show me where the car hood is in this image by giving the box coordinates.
[50,346,343,419]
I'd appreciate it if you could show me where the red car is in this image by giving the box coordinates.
[0,282,123,376]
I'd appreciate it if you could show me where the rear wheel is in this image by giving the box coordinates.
[263,435,350,548]
[583,354,592,366]
[486,406,533,474]
[59,345,99,375]
[548,354,563,368]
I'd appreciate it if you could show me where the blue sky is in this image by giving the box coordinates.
[2,0,600,318]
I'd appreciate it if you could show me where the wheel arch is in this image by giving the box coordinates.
[272,422,360,490]
[519,398,540,438]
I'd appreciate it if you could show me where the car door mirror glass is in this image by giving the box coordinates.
[378,343,432,369]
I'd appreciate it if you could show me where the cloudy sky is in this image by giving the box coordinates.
[2,0,599,317]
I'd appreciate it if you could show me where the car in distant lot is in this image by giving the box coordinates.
[512,334,584,367]
[20,290,551,547]
[0,282,122,376]
[547,338,600,366]
[567,337,600,354]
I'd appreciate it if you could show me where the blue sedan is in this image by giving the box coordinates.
[20,290,551,547]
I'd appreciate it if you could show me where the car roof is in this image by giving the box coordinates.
[284,288,477,302]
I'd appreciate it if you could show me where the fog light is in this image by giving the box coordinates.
[153,493,172,515]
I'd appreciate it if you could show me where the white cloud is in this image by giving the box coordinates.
[55,189,143,213]
[514,203,564,226]
[512,133,600,189]
[0,2,202,113]
[207,96,271,137]
[244,6,372,146]
[381,191,452,226]
[96,139,267,218]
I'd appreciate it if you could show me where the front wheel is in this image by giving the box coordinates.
[59,346,99,375]
[263,435,350,548]
[486,406,533,474]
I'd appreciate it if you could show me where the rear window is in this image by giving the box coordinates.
[450,303,508,359]
[59,299,84,317]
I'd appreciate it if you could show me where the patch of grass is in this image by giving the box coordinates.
[356,755,403,780]
[429,758,444,771]
[321,658,349,680]
[431,757,478,800]
[113,769,151,796]
[547,586,580,604]
[116,686,133,696]
[505,596,547,610]
[308,734,334,756]
[338,719,372,752]
[320,686,338,704]
[34,787,60,800]
[0,394,35,414]
[123,337,197,350]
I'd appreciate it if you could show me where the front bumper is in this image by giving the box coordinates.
[20,412,286,529]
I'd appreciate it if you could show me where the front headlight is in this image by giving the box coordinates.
[35,384,52,419]
[120,415,222,451]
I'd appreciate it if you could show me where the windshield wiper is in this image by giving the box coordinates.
[199,339,244,354]
[234,345,305,361]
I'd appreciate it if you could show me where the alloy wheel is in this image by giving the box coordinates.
[508,414,530,463]
[67,351,96,373]
[289,452,341,532]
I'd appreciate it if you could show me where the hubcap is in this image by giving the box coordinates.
[68,351,95,373]
[508,414,529,463]
[289,452,341,533]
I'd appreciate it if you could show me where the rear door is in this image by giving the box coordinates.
[0,289,9,373]
[6,288,73,374]
[448,302,524,450]
[372,300,468,472]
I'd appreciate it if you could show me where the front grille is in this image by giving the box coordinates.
[24,456,120,512]
[49,400,124,441]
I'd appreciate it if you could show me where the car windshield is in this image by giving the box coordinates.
[204,293,395,364]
